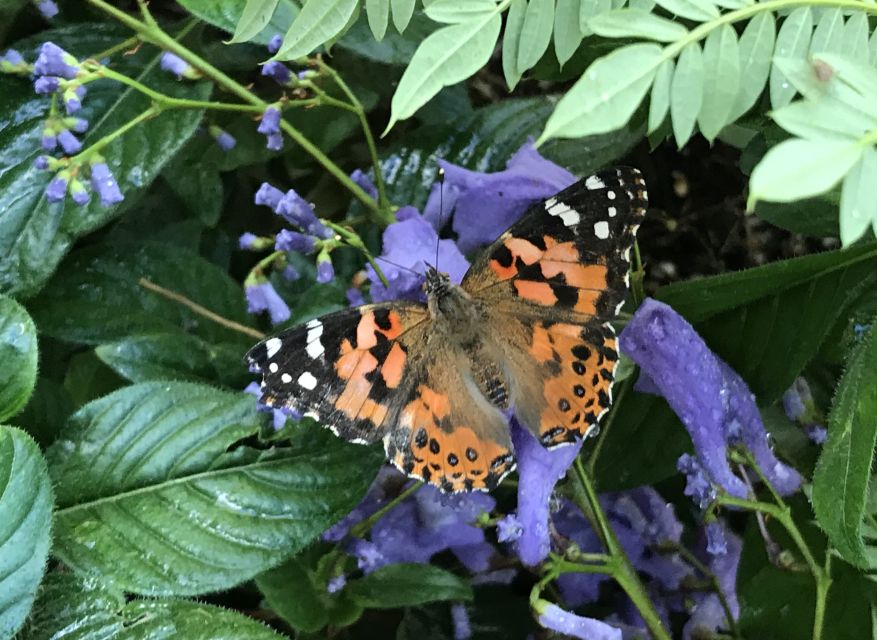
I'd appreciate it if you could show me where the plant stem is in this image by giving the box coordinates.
[324,220,390,288]
[572,458,671,640]
[92,35,140,61]
[74,105,160,162]
[349,481,422,538]
[585,376,630,477]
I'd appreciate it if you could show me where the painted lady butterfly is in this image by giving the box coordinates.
[247,167,648,492]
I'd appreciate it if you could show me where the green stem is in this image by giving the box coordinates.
[92,35,140,61]
[585,376,630,477]
[350,481,422,538]
[573,458,671,640]
[85,0,382,217]
[324,220,390,288]
[72,105,160,164]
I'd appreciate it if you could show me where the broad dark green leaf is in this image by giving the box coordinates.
[28,242,252,346]
[255,556,332,632]
[812,322,877,567]
[0,295,37,422]
[121,600,286,638]
[346,564,473,608]
[49,381,383,595]
[162,144,224,228]
[754,194,839,237]
[16,378,74,448]
[338,13,438,65]
[0,25,211,297]
[176,0,299,45]
[0,426,53,639]
[95,333,248,386]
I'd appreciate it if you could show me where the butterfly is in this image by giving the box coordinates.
[246,167,648,493]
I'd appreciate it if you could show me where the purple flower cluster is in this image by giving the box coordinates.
[33,42,84,114]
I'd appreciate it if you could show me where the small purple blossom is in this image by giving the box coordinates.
[261,60,291,84]
[258,106,283,150]
[281,265,300,281]
[451,603,471,640]
[89,162,124,206]
[33,75,59,94]
[327,575,346,594]
[275,229,316,253]
[69,178,90,206]
[620,298,802,499]
[34,42,79,79]
[316,257,334,284]
[45,175,68,202]
[36,0,59,19]
[209,125,236,151]
[677,453,716,509]
[683,523,741,640]
[496,514,522,543]
[160,52,199,80]
[350,168,378,200]
[34,155,50,170]
[63,86,85,114]
[40,128,56,151]
[57,129,82,155]
[346,287,365,307]
[705,521,727,556]
[239,232,261,250]
[806,425,828,445]
[267,34,283,54]
[245,280,291,324]
[536,603,621,640]
[66,117,88,133]
[255,182,284,209]
[244,381,295,430]
[1,49,26,72]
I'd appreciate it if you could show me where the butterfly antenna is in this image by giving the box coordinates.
[374,255,420,275]
[434,167,445,272]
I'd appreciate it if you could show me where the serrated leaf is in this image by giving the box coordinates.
[0,426,53,639]
[648,58,673,134]
[276,0,359,59]
[670,41,703,147]
[839,147,877,246]
[749,138,862,205]
[812,322,877,568]
[770,7,813,108]
[124,600,286,639]
[385,11,502,132]
[255,557,331,632]
[49,381,384,595]
[809,7,844,56]
[228,0,281,43]
[699,24,740,141]
[392,0,417,32]
[770,97,877,142]
[588,9,688,42]
[28,242,252,346]
[579,0,611,32]
[177,0,299,45]
[554,0,584,66]
[346,564,473,608]
[517,0,555,71]
[842,11,870,59]
[730,11,776,121]
[502,0,527,90]
[0,25,211,297]
[366,0,390,40]
[425,0,498,23]
[539,43,663,141]
[653,0,718,21]
[0,295,37,422]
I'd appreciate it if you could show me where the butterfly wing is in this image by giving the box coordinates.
[246,303,429,445]
[465,167,648,447]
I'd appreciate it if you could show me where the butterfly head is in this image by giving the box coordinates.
[424,266,452,298]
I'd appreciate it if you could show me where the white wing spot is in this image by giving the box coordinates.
[547,200,580,226]
[297,371,317,389]
[607,190,616,200]
[265,338,282,358]
[585,175,605,189]
[545,197,557,208]
[268,362,279,373]
[608,206,617,217]
[281,373,293,384]
[593,221,610,240]
[305,319,325,359]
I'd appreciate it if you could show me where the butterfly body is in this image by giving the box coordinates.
[247,167,648,493]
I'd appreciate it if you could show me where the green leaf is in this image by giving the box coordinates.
[812,322,877,568]
[809,6,844,56]
[28,242,252,346]
[0,426,53,639]
[347,564,473,608]
[49,381,383,595]
[839,147,877,246]
[770,97,877,142]
[228,0,280,43]
[648,59,673,134]
[340,12,438,65]
[517,0,555,72]
[554,0,584,66]
[588,9,689,42]
[817,53,877,103]
[276,0,359,59]
[670,42,703,147]
[255,557,331,632]
[123,600,286,639]
[699,24,740,141]
[871,21,877,65]
[579,0,611,32]
[754,194,839,237]
[539,43,663,141]
[366,0,390,40]
[842,11,870,59]
[653,0,718,21]
[502,0,527,90]
[162,150,224,228]
[425,0,498,23]
[749,139,862,205]
[385,11,502,132]
[392,0,417,32]
[0,25,211,297]
[770,7,813,108]
[176,0,299,45]
[730,11,776,121]
[95,333,248,386]
[0,295,37,422]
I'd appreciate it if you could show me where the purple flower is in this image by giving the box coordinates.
[683,523,741,640]
[451,603,471,640]
[36,0,59,18]
[282,265,300,281]
[160,52,199,79]
[536,603,621,640]
[327,575,346,594]
[350,168,378,200]
[272,189,332,238]
[209,125,236,151]
[57,129,81,154]
[322,466,407,542]
[261,60,291,84]
[275,229,316,253]
[66,117,88,133]
[806,425,827,445]
[239,232,261,250]
[367,206,469,302]
[63,86,85,114]
[705,521,727,556]
[45,175,67,202]
[1,49,26,72]
[258,106,282,150]
[346,287,365,307]
[496,514,522,542]
[677,453,716,509]
[620,299,802,499]
[424,141,576,252]
[69,178,90,205]
[267,34,283,54]
[782,377,812,422]
[33,75,59,94]
[511,419,581,566]
[316,257,334,283]
[40,127,56,151]
[244,381,296,430]
[255,182,284,209]
[245,280,291,324]
[89,162,124,206]
[33,155,50,170]
[34,42,78,79]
